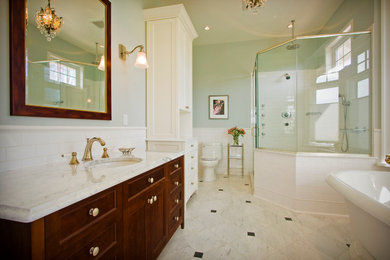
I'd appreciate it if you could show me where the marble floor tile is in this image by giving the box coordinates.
[158,175,371,260]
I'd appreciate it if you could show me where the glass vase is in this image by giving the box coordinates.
[233,135,239,145]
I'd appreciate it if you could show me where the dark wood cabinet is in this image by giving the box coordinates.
[0,156,185,260]
[123,166,167,260]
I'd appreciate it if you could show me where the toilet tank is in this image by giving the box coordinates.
[201,143,222,160]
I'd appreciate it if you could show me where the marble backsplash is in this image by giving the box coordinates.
[0,126,146,172]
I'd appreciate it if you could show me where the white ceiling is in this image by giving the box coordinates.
[142,0,344,45]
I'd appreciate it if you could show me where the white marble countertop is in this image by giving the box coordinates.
[0,150,184,223]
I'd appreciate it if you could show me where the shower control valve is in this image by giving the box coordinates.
[281,112,292,118]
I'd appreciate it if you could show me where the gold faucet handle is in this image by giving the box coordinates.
[69,152,80,165]
[102,147,109,158]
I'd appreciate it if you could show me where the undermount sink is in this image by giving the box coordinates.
[84,157,143,168]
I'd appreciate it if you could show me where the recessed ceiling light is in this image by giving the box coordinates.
[204,26,210,31]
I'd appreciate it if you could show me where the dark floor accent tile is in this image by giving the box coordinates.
[218,188,223,191]
[346,244,351,248]
[224,176,228,178]
[284,217,293,221]
[199,180,203,182]
[245,200,252,203]
[211,209,217,213]
[247,232,255,237]
[245,184,249,186]
[194,251,203,258]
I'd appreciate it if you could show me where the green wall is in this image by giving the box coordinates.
[193,39,280,128]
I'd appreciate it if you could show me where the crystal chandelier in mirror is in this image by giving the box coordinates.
[35,0,63,41]
[242,0,267,13]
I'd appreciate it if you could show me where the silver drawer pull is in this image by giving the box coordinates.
[185,106,189,109]
[174,181,179,186]
[148,177,154,183]
[175,199,179,204]
[147,198,154,205]
[174,164,179,169]
[175,216,179,221]
[89,208,99,217]
[89,246,100,256]
[153,195,157,202]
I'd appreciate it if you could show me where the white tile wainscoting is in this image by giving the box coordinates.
[193,128,253,177]
[254,149,381,215]
[0,126,146,172]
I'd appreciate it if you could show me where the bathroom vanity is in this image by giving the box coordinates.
[0,152,184,260]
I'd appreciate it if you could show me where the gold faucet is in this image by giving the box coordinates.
[82,137,106,161]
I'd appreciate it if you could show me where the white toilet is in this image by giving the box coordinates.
[200,143,222,182]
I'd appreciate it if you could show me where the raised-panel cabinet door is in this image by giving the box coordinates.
[146,182,167,260]
[123,192,147,260]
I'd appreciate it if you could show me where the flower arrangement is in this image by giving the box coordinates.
[228,126,246,145]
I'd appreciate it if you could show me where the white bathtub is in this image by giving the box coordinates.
[327,170,390,260]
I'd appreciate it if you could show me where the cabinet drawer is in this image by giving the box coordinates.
[45,185,122,259]
[187,150,198,162]
[125,166,164,199]
[65,222,119,259]
[167,187,183,212]
[167,169,183,192]
[185,140,198,152]
[166,157,183,174]
[168,205,183,233]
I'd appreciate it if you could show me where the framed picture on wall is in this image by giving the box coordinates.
[209,95,228,119]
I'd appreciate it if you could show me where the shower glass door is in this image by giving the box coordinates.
[256,42,297,151]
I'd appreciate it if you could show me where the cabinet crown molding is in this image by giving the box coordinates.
[143,4,198,40]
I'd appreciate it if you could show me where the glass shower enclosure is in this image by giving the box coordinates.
[255,31,371,154]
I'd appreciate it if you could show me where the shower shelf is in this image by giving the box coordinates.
[227,144,244,177]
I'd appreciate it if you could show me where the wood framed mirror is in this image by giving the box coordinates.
[10,0,111,120]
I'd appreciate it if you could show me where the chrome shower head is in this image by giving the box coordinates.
[286,42,299,50]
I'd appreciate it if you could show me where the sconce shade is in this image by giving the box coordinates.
[98,55,105,71]
[134,51,149,69]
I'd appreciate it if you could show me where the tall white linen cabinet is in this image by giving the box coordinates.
[144,5,199,204]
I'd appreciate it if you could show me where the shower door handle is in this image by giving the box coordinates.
[251,126,257,137]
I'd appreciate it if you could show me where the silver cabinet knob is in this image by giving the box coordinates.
[174,181,179,186]
[147,198,153,205]
[191,144,194,147]
[89,247,100,256]
[153,195,157,202]
[89,208,99,217]
[175,216,179,221]
[185,106,189,109]
[175,199,179,204]
[191,182,194,185]
[148,177,154,183]
[174,164,179,169]
[191,156,194,159]
[191,167,194,170]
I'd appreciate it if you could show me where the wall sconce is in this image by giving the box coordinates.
[95,43,105,71]
[119,44,149,69]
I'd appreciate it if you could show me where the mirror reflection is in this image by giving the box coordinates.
[25,0,106,112]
